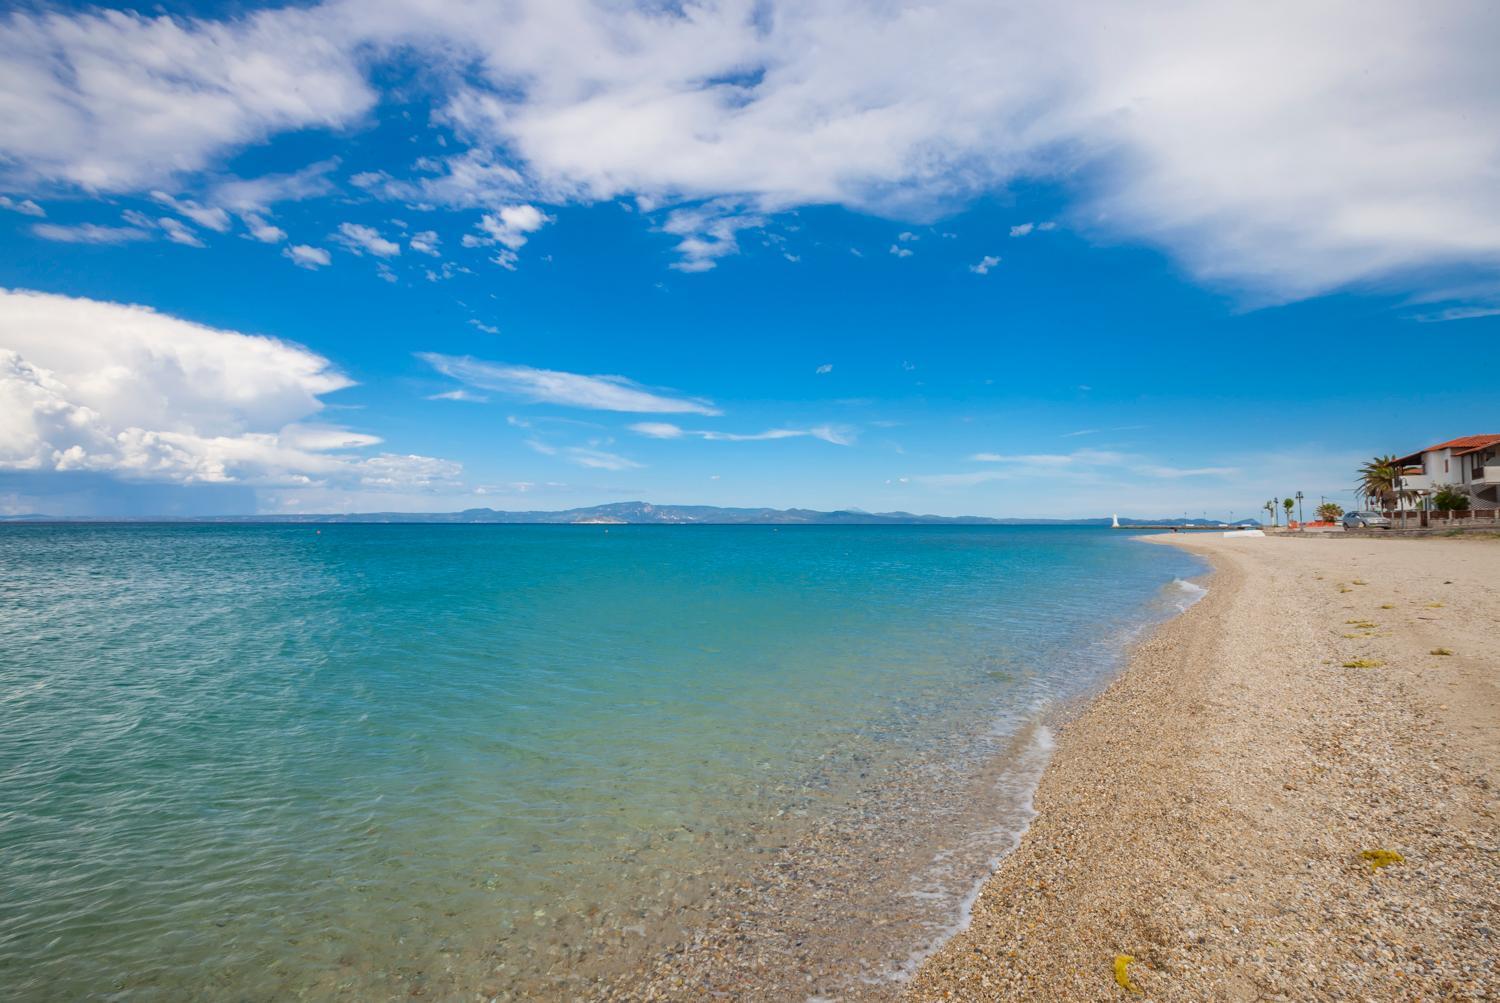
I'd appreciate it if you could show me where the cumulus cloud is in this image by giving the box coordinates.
[969,254,1001,274]
[0,8,370,193]
[462,205,550,268]
[409,230,440,256]
[421,353,720,414]
[889,244,913,258]
[283,244,331,268]
[660,200,765,272]
[0,289,458,491]
[3,2,1499,299]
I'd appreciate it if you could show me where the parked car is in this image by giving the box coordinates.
[1342,511,1391,529]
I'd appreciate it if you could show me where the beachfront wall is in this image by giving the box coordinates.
[1380,507,1500,525]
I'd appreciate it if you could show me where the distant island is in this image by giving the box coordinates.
[1,501,1259,527]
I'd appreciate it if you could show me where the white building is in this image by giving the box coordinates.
[1392,434,1500,511]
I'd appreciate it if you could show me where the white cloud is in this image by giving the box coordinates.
[150,191,230,232]
[427,389,489,402]
[241,213,287,243]
[889,244,913,258]
[627,421,853,445]
[526,439,640,470]
[3,2,1499,300]
[32,222,151,244]
[409,230,440,256]
[660,200,765,272]
[158,217,205,247]
[477,205,549,248]
[897,231,919,242]
[628,421,685,439]
[421,354,721,414]
[463,205,551,269]
[923,448,1236,488]
[283,244,331,269]
[467,319,500,334]
[0,9,370,193]
[1009,223,1035,238]
[211,160,340,212]
[815,363,833,374]
[334,222,400,257]
[1412,305,1500,323]
[0,289,457,492]
[969,254,1001,274]
[0,196,44,217]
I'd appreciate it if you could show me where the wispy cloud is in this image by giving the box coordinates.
[629,421,853,445]
[32,222,150,244]
[427,389,489,403]
[334,222,400,257]
[815,363,833,374]
[526,440,641,470]
[158,217,204,247]
[926,448,1237,486]
[969,254,1001,274]
[0,196,44,217]
[420,354,720,415]
[1411,305,1500,323]
[150,191,230,232]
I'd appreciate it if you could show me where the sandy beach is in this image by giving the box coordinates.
[908,533,1500,1001]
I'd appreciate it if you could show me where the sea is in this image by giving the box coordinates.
[0,524,1206,1000]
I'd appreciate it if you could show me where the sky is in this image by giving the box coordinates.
[2,0,1498,519]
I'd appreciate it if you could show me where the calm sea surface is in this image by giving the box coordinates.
[0,524,1204,999]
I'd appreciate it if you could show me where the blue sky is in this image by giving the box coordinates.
[2,1,1497,518]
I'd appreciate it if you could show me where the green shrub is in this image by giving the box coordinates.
[1433,486,1470,512]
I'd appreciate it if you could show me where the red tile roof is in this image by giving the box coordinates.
[1449,435,1500,456]
[1394,434,1500,466]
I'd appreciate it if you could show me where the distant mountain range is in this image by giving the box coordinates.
[1,500,1260,527]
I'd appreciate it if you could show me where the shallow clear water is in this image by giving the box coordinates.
[0,524,1203,999]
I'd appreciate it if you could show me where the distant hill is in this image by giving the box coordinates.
[1,500,1260,527]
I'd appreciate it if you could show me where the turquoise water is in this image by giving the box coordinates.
[0,525,1203,999]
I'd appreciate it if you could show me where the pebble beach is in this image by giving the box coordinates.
[907,532,1499,1001]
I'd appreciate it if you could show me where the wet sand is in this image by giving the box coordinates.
[907,533,1499,1001]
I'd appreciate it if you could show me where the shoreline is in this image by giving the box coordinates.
[907,533,1499,1001]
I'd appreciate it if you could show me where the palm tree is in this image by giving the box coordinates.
[1283,497,1295,527]
[1357,456,1401,514]
[1263,499,1276,527]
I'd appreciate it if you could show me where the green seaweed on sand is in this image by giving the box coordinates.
[1113,954,1141,994]
[1360,849,1404,870]
[1342,659,1383,669]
